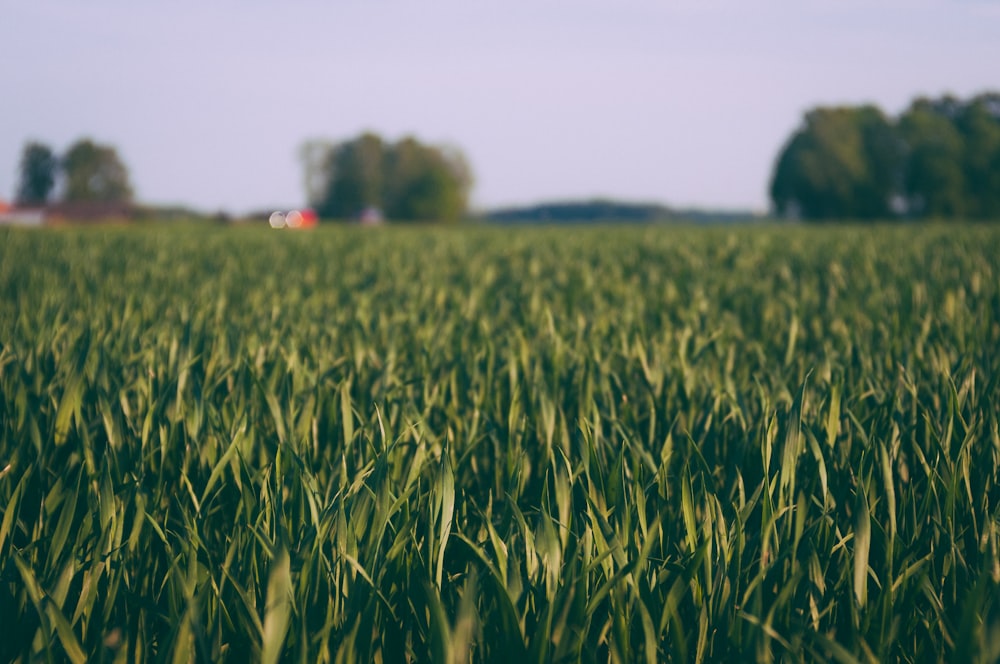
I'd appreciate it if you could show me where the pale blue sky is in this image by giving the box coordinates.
[2,1,998,214]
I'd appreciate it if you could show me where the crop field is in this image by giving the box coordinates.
[1,222,999,663]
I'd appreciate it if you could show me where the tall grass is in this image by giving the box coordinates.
[1,223,998,662]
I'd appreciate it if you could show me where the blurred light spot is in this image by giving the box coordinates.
[286,210,304,228]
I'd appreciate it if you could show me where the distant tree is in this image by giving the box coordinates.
[857,107,906,217]
[771,92,1000,222]
[897,99,967,218]
[304,133,472,222]
[300,139,334,211]
[383,138,471,222]
[15,141,58,206]
[956,93,1000,218]
[314,133,385,219]
[770,106,900,220]
[62,138,133,203]
[485,199,676,223]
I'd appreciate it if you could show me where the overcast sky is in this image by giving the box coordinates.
[2,1,998,214]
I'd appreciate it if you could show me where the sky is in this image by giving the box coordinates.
[1,1,998,215]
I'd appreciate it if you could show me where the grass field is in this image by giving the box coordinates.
[1,222,999,662]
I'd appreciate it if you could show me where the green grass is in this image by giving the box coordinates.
[1,222,998,662]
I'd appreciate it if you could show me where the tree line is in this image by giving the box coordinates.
[12,132,472,223]
[770,92,1000,221]
[300,133,472,222]
[14,139,134,206]
[20,96,996,225]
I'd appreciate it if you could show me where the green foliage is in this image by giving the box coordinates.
[485,199,676,223]
[954,94,1000,217]
[898,99,968,218]
[313,133,386,220]
[61,138,133,204]
[1,223,999,662]
[771,106,901,220]
[304,133,472,222]
[14,141,58,206]
[771,92,1000,221]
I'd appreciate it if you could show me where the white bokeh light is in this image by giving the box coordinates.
[285,210,303,229]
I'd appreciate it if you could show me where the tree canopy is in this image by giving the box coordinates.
[15,141,58,206]
[770,92,1000,221]
[62,139,134,203]
[11,138,134,207]
[302,133,472,222]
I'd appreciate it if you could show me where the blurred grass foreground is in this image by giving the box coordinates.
[1,223,999,662]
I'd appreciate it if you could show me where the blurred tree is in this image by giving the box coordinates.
[304,133,472,222]
[898,99,966,218]
[299,139,334,210]
[956,93,1000,218]
[770,106,900,220]
[62,138,133,203]
[771,92,1000,221]
[317,133,385,219]
[15,141,58,206]
[383,138,472,222]
[857,107,905,217]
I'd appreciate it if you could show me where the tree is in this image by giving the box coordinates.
[300,139,334,210]
[770,106,901,220]
[897,99,966,218]
[62,138,133,203]
[304,133,472,222]
[770,92,1000,222]
[15,141,58,206]
[383,138,472,222]
[857,106,905,217]
[956,93,1000,218]
[313,133,385,219]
